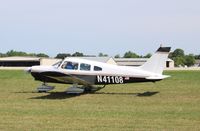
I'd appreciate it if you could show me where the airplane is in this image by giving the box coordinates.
[26,46,171,94]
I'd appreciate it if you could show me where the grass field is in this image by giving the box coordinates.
[0,70,200,131]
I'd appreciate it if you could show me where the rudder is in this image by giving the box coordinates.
[140,47,171,74]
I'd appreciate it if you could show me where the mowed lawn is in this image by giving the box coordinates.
[0,70,200,131]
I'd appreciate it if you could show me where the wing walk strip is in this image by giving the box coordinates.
[45,75,93,87]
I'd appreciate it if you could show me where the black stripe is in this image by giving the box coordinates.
[157,47,171,52]
[31,72,161,85]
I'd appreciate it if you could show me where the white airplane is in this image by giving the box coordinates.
[27,47,171,93]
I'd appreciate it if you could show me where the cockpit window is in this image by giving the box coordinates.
[80,63,91,71]
[94,66,102,71]
[61,61,79,70]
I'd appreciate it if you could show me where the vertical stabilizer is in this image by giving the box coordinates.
[140,47,171,74]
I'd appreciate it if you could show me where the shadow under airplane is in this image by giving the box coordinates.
[29,92,82,100]
[93,91,159,97]
[28,91,159,100]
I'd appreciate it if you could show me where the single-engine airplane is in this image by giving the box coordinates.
[27,46,171,94]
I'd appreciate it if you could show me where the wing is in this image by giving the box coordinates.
[40,71,95,87]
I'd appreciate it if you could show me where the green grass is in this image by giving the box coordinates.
[0,70,200,131]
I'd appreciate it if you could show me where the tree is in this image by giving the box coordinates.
[36,53,49,58]
[5,50,50,58]
[72,52,84,57]
[55,53,71,59]
[143,53,152,58]
[170,49,196,67]
[28,53,37,57]
[0,53,7,57]
[123,51,139,58]
[170,48,186,67]
[98,53,108,57]
[195,55,200,59]
[168,52,173,59]
[6,50,27,56]
[114,54,120,58]
[174,57,185,67]
[172,49,185,58]
[185,54,195,67]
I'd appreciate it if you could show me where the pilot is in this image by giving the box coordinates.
[66,62,73,69]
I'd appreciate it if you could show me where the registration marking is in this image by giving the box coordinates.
[97,76,124,84]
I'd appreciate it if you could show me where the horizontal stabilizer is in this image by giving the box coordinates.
[146,75,171,80]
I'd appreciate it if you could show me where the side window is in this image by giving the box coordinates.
[61,61,79,70]
[94,66,102,71]
[80,63,91,71]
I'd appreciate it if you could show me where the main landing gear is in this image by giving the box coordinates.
[36,83,106,94]
[66,84,107,94]
[65,84,85,94]
[37,82,55,93]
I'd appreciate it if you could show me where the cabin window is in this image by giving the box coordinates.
[80,63,91,71]
[61,61,79,70]
[94,66,102,71]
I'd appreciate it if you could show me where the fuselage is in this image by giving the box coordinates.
[29,58,166,86]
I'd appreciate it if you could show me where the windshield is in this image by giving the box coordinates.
[52,61,62,68]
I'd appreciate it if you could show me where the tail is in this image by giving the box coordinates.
[140,47,171,74]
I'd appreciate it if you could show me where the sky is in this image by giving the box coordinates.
[0,0,200,57]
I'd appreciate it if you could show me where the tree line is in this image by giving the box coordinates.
[169,49,198,67]
[55,52,152,59]
[0,50,49,58]
[0,49,199,67]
